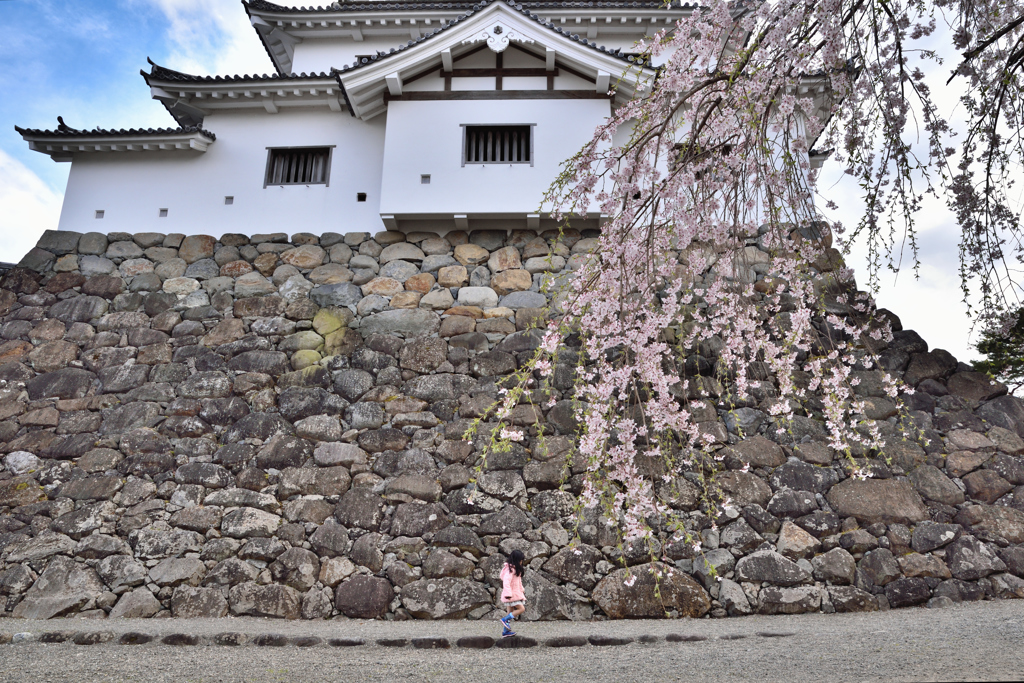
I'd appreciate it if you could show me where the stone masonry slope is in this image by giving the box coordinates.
[1,228,1024,623]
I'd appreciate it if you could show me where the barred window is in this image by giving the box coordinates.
[264,146,334,187]
[463,125,533,166]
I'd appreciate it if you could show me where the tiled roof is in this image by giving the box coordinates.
[145,60,332,83]
[15,118,216,140]
[329,0,657,74]
[246,0,691,12]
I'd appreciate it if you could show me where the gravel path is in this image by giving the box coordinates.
[3,601,1024,682]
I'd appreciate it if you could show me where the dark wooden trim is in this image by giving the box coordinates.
[443,68,560,78]
[385,90,610,102]
[495,52,502,91]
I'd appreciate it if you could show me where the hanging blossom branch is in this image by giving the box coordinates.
[464,0,953,546]
[938,0,1024,316]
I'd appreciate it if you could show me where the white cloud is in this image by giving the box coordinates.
[817,23,985,365]
[140,0,274,76]
[0,150,64,264]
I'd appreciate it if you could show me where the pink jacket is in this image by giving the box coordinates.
[500,563,525,602]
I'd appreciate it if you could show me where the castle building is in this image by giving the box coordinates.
[15,0,696,237]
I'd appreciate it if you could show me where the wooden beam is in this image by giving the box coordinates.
[442,68,559,77]
[385,90,613,102]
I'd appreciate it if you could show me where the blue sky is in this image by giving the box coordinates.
[0,0,271,262]
[0,1,987,362]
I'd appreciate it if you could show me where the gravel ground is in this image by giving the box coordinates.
[2,600,1024,682]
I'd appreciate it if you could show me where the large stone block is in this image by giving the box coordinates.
[592,563,710,619]
[400,577,492,619]
[825,478,928,525]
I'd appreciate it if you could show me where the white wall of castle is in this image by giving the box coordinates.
[57,108,388,237]
[380,98,611,218]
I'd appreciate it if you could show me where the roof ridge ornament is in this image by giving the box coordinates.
[464,20,532,52]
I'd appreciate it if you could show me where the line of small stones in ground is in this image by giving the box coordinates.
[0,631,796,648]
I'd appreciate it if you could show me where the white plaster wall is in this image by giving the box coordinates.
[57,109,388,236]
[379,98,610,217]
[291,37,412,73]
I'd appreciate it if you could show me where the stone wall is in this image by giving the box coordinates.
[1,228,1024,623]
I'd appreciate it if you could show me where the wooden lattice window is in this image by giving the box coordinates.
[462,125,533,166]
[264,146,334,187]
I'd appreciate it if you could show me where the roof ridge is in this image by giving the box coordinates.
[145,60,335,83]
[245,0,690,12]
[15,122,217,141]
[328,0,657,75]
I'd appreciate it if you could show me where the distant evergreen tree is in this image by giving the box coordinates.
[974,308,1024,394]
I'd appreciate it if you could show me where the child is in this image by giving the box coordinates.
[499,550,526,638]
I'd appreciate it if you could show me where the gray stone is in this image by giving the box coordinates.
[769,461,839,494]
[400,577,492,619]
[12,555,105,619]
[477,505,531,535]
[499,291,548,309]
[203,488,280,512]
[827,585,879,612]
[74,534,130,560]
[360,309,440,338]
[859,549,901,587]
[108,589,162,618]
[309,520,352,557]
[50,296,109,324]
[335,575,394,619]
[826,478,928,525]
[692,549,737,590]
[80,255,117,276]
[909,465,965,506]
[334,489,385,531]
[96,555,148,591]
[203,558,259,587]
[758,586,821,614]
[522,569,593,621]
[811,548,856,585]
[719,578,752,616]
[310,283,363,307]
[221,507,282,539]
[391,502,450,537]
[78,232,109,255]
[228,582,302,619]
[885,577,932,608]
[130,528,205,560]
[171,585,229,618]
[19,247,56,272]
[912,522,962,553]
[735,550,811,586]
[3,531,76,563]
[149,558,206,587]
[592,563,710,619]
[542,545,603,590]
[270,547,321,592]
[945,535,1007,580]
